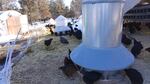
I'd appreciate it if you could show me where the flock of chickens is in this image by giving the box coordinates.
[58,49,144,84]
[45,38,146,84]
[43,22,150,84]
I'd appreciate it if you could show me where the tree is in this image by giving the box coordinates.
[38,0,52,19]
[64,6,69,17]
[70,0,82,17]
[67,10,75,18]
[7,1,22,10]
[0,0,2,10]
[49,0,57,18]
[63,6,75,18]
[19,0,41,23]
[55,0,65,16]
[49,0,65,18]
[0,0,15,11]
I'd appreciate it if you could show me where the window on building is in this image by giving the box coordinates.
[148,8,150,12]
[148,15,150,19]
[144,9,147,13]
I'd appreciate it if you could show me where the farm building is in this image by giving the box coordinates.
[0,10,29,44]
[54,15,70,33]
[0,10,29,36]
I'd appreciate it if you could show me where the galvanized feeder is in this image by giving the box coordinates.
[70,0,135,71]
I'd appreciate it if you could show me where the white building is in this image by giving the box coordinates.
[54,15,70,32]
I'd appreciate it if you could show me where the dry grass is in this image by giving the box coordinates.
[11,35,83,84]
[10,28,150,84]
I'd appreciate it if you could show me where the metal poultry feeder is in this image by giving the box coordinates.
[70,0,135,71]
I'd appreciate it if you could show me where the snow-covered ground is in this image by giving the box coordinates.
[0,35,21,44]
[0,16,83,45]
[54,26,71,32]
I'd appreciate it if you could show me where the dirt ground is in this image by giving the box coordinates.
[11,28,150,84]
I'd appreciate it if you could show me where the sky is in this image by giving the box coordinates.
[63,0,72,7]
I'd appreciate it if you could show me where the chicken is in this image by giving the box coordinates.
[60,36,69,44]
[65,31,69,35]
[121,34,132,46]
[68,49,71,56]
[64,57,74,66]
[73,28,82,40]
[55,32,58,36]
[82,71,102,84]
[45,24,50,28]
[124,68,143,84]
[49,28,54,35]
[44,38,53,49]
[131,39,143,58]
[64,49,73,66]
[68,22,77,36]
[145,47,150,52]
[59,64,78,79]
[68,27,74,36]
[60,48,82,79]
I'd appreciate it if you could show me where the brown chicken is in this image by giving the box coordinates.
[59,64,78,79]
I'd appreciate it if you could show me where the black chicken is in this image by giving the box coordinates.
[73,28,82,40]
[64,49,73,65]
[45,24,50,28]
[44,38,53,49]
[49,28,54,35]
[68,27,74,36]
[60,36,69,44]
[145,47,150,52]
[124,68,143,84]
[121,34,132,46]
[131,39,143,58]
[82,71,102,84]
[55,32,58,36]
[68,49,71,56]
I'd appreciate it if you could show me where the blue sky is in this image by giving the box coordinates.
[63,0,72,7]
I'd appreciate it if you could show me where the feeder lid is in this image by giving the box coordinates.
[71,44,134,71]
